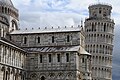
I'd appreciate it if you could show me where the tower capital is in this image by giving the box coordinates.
[88,3,112,19]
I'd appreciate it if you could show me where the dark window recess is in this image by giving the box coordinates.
[24,37,27,44]
[40,55,42,63]
[41,76,45,80]
[82,58,84,63]
[38,37,40,43]
[57,54,60,62]
[104,24,106,32]
[99,8,102,14]
[67,35,70,42]
[48,54,52,62]
[66,53,69,62]
[52,36,54,43]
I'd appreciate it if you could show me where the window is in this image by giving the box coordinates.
[5,7,7,14]
[24,37,27,44]
[67,35,70,42]
[104,24,106,32]
[52,36,54,43]
[40,54,43,63]
[66,53,69,62]
[48,54,52,62]
[57,54,60,62]
[82,58,84,63]
[103,12,107,17]
[38,37,40,43]
[2,7,4,13]
[99,8,102,14]
[11,20,17,30]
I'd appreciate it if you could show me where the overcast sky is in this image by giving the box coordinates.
[11,0,120,79]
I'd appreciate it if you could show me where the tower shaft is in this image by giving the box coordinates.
[85,4,115,80]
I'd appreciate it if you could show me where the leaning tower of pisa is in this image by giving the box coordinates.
[84,3,115,80]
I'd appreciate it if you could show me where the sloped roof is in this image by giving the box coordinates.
[24,46,80,53]
[11,27,81,34]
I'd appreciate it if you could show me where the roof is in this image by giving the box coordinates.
[24,46,80,53]
[10,26,81,34]
[0,0,13,6]
[81,49,91,55]
[0,39,26,52]
[89,3,112,9]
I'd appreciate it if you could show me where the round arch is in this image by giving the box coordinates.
[11,19,18,30]
[41,76,45,80]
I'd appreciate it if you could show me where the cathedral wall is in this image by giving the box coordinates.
[11,31,80,47]
[26,52,82,80]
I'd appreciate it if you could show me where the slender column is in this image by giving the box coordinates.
[3,69,6,80]
[0,68,4,80]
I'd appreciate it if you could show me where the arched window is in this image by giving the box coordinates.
[104,23,106,32]
[2,7,4,13]
[99,8,102,14]
[41,76,45,80]
[57,54,60,62]
[52,36,54,43]
[92,23,94,31]
[67,35,70,42]
[37,37,40,43]
[5,7,7,14]
[12,20,17,30]
[8,8,10,14]
[40,54,42,63]
[66,53,69,62]
[24,37,27,44]
[48,54,52,62]
[82,58,84,63]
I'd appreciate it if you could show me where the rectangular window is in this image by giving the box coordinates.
[57,54,60,62]
[24,37,27,44]
[52,36,54,43]
[82,58,84,63]
[40,54,42,63]
[38,37,40,43]
[48,54,52,62]
[67,35,70,42]
[66,53,69,62]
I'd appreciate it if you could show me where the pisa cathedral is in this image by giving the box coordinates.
[0,0,115,80]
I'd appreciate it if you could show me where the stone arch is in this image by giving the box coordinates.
[11,19,18,30]
[5,7,7,13]
[41,76,45,80]
[2,6,4,13]
[7,67,10,74]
